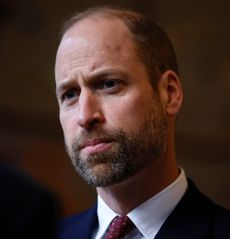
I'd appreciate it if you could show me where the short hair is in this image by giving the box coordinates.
[61,6,179,88]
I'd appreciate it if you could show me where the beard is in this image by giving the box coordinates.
[65,95,167,187]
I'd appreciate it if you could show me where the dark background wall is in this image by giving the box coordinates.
[0,0,229,216]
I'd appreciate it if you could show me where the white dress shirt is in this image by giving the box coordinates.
[93,167,188,239]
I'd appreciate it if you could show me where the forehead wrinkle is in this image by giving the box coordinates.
[56,71,88,99]
[57,49,96,81]
[58,45,134,82]
[56,18,144,84]
[61,19,137,60]
[56,77,73,96]
[67,44,94,62]
[56,65,130,96]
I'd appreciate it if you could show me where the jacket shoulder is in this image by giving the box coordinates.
[58,205,98,239]
[155,179,230,239]
[60,208,93,228]
[211,204,230,238]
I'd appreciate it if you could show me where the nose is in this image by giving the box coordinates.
[77,90,105,129]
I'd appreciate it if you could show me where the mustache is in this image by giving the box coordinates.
[71,128,122,150]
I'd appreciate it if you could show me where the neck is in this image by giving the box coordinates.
[96,152,179,215]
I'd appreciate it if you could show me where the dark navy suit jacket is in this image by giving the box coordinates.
[58,180,230,239]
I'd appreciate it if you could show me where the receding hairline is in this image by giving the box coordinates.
[59,6,180,87]
[62,14,133,41]
[61,7,146,36]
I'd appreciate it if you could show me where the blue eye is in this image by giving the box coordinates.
[99,80,119,90]
[63,89,78,101]
[103,80,117,88]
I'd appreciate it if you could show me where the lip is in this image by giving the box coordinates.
[79,139,114,154]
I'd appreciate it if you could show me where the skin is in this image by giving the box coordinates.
[55,17,183,215]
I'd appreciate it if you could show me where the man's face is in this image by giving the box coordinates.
[55,18,167,187]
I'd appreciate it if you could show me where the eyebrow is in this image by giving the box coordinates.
[56,68,129,96]
[56,78,76,97]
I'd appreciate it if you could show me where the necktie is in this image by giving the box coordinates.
[105,215,135,239]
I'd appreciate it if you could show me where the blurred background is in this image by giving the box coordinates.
[0,0,229,216]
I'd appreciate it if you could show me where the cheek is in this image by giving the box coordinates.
[59,110,76,141]
[104,93,150,131]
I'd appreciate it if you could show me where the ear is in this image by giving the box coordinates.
[158,70,183,116]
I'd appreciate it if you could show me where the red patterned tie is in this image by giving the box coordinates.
[105,216,135,239]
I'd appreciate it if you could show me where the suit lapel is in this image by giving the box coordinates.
[155,180,212,239]
[60,204,98,239]
[60,180,216,239]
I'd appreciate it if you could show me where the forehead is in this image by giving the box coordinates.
[62,16,134,51]
[55,17,139,78]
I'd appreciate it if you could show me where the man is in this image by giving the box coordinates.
[55,6,230,239]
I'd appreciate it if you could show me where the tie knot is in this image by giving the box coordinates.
[105,216,135,239]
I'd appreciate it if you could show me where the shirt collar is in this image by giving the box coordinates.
[128,167,187,238]
[96,167,187,239]
[95,196,118,239]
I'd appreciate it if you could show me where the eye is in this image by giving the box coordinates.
[99,79,120,90]
[62,89,78,102]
